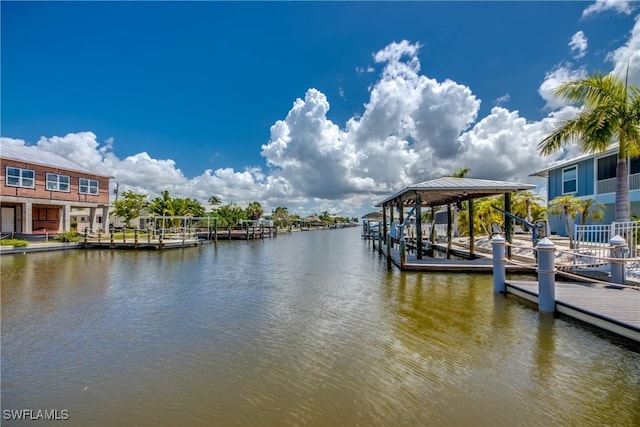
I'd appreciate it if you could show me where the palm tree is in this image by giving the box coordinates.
[548,195,580,248]
[577,197,605,226]
[245,201,264,221]
[538,72,640,222]
[512,191,545,224]
[208,195,221,207]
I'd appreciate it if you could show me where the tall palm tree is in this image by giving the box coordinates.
[538,72,640,222]
[548,195,580,248]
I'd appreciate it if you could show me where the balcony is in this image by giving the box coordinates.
[596,174,640,194]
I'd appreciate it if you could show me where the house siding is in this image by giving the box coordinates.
[0,158,109,204]
[548,158,593,201]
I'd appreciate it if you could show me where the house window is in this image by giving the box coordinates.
[79,178,99,195]
[46,173,70,192]
[563,166,577,194]
[630,157,640,175]
[6,167,35,188]
[597,154,617,180]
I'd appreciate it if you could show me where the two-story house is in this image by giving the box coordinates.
[531,144,640,236]
[0,143,112,235]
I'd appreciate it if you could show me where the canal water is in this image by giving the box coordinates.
[1,228,639,426]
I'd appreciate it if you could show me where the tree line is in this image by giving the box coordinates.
[112,191,357,229]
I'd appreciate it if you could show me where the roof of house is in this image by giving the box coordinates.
[530,144,619,177]
[0,143,111,177]
[303,215,323,223]
[376,177,536,208]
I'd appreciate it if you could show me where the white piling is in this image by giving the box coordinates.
[610,235,627,285]
[492,235,506,292]
[536,237,556,313]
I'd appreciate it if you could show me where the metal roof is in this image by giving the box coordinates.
[0,143,111,177]
[376,177,536,207]
[361,211,383,219]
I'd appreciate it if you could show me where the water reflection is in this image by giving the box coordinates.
[2,229,639,426]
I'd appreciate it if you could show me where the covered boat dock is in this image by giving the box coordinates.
[375,177,536,270]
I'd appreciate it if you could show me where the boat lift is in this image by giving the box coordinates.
[491,205,548,248]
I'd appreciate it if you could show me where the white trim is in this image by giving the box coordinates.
[79,178,99,195]
[562,165,577,194]
[45,173,71,192]
[5,166,35,188]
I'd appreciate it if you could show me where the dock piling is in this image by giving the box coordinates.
[536,237,556,313]
[492,235,506,292]
[610,235,627,285]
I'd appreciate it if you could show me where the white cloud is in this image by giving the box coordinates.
[582,0,635,18]
[569,31,588,59]
[607,14,640,86]
[494,93,511,106]
[538,66,587,110]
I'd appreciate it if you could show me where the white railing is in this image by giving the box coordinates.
[596,177,616,194]
[574,221,640,263]
[596,173,640,193]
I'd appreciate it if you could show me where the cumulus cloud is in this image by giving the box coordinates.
[607,14,640,86]
[538,66,587,110]
[262,40,482,200]
[569,31,588,59]
[582,0,635,18]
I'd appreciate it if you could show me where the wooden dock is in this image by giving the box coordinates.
[506,280,640,343]
[379,245,534,273]
[204,226,277,241]
[83,237,199,250]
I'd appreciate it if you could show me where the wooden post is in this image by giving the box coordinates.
[537,238,556,312]
[84,228,88,244]
[390,204,396,249]
[134,229,138,248]
[492,235,506,293]
[97,231,101,243]
[447,204,452,254]
[504,192,512,259]
[110,230,114,248]
[415,194,422,260]
[400,238,406,268]
[396,201,401,248]
[214,217,218,243]
[382,206,388,246]
[469,200,475,256]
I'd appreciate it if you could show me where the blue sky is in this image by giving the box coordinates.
[2,1,639,217]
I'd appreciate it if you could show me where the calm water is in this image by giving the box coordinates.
[1,228,639,426]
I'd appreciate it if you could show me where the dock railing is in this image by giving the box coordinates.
[573,222,640,273]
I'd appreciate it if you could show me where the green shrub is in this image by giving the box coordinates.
[54,231,82,242]
[0,239,28,247]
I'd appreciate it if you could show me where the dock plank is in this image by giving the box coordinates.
[506,280,640,342]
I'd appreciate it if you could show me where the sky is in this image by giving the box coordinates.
[2,0,640,218]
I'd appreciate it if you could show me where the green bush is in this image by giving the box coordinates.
[54,231,82,242]
[0,239,28,247]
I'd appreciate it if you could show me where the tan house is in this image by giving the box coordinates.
[0,143,112,235]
